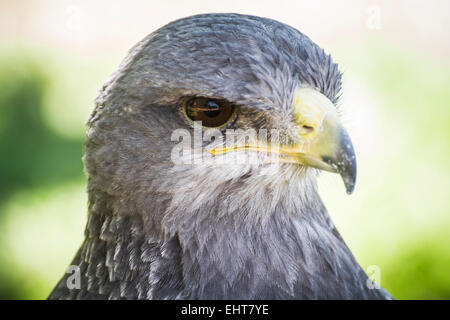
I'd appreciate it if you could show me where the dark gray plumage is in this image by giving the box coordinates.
[48,13,392,300]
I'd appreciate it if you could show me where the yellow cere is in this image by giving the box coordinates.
[292,87,339,139]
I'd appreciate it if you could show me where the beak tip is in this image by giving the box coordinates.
[341,163,356,195]
[345,182,355,195]
[338,130,357,195]
[340,166,356,194]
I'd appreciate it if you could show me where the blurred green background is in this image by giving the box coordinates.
[0,0,449,299]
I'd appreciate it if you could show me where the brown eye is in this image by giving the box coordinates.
[183,97,235,128]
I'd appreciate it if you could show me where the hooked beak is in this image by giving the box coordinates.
[285,87,357,194]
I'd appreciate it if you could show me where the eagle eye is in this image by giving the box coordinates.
[183,97,235,128]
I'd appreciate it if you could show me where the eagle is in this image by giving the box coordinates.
[49,13,392,300]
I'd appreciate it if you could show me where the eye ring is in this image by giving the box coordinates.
[182,97,237,128]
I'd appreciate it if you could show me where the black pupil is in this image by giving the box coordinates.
[185,97,234,127]
[204,101,221,118]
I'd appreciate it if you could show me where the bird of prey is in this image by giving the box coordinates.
[49,13,392,300]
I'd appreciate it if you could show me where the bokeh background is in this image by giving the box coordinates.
[0,0,449,299]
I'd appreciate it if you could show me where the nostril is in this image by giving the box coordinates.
[302,125,315,133]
